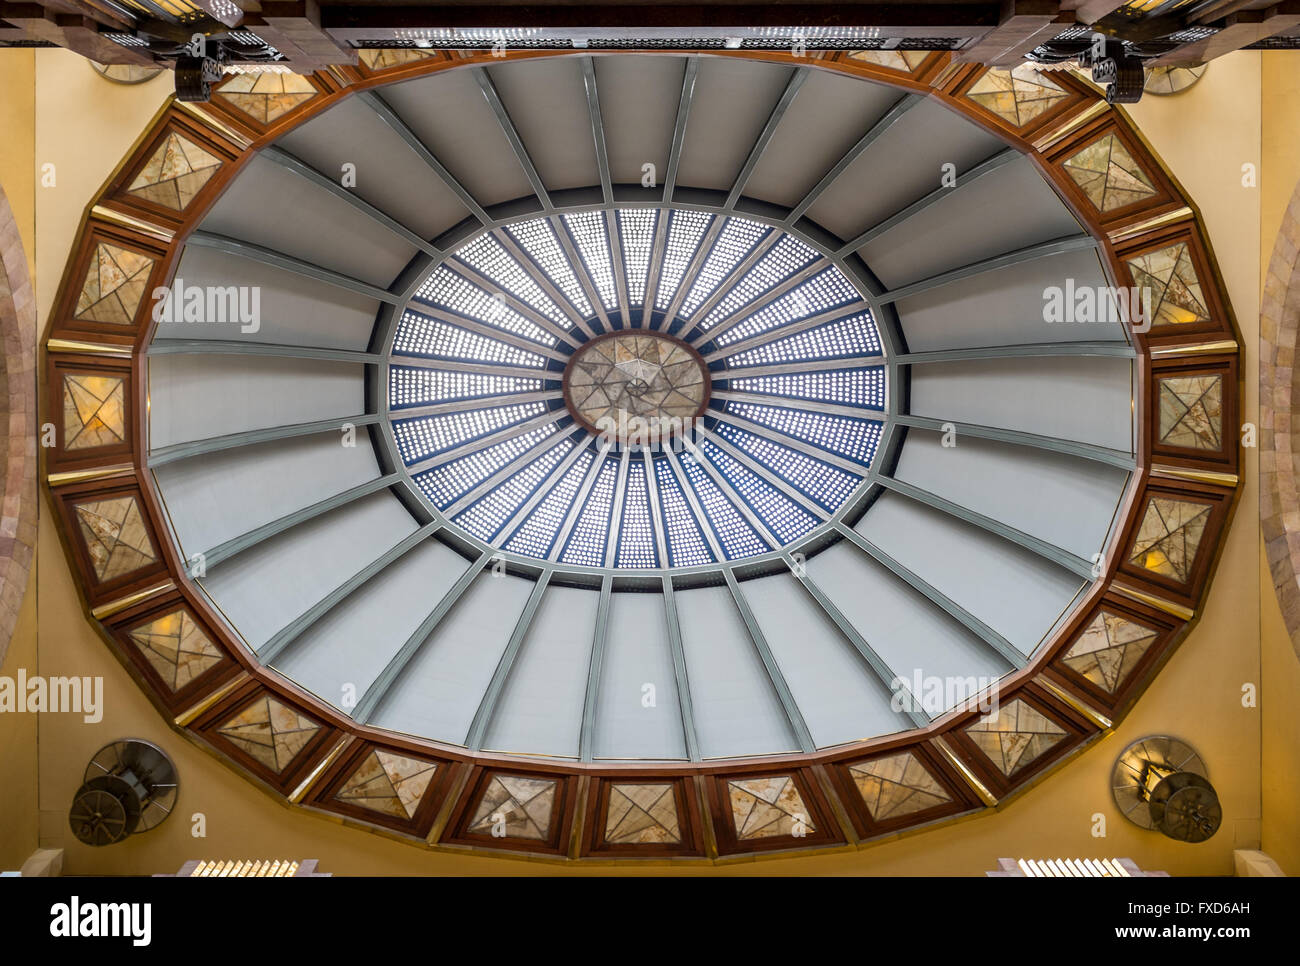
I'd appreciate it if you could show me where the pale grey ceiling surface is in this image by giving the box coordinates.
[147,54,1136,762]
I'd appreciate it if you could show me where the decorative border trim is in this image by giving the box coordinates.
[40,49,1242,863]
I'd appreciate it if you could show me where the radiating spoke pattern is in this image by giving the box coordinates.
[388,206,887,570]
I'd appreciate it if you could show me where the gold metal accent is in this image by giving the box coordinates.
[1150,339,1238,358]
[174,98,253,149]
[1151,465,1238,488]
[46,338,133,358]
[49,464,136,487]
[289,735,353,803]
[1038,677,1113,731]
[927,60,964,90]
[426,763,473,845]
[1108,206,1194,243]
[90,579,174,619]
[1111,583,1195,621]
[1031,100,1108,152]
[174,672,248,726]
[90,205,174,243]
[934,737,998,806]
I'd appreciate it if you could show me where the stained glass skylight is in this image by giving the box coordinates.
[389,205,886,570]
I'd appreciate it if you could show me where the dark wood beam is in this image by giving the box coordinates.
[321,3,1003,39]
[253,0,356,67]
[1149,2,1300,64]
[0,7,152,62]
[952,0,1065,64]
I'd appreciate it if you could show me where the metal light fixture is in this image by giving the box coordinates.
[1112,735,1221,843]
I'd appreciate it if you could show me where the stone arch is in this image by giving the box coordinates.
[0,183,37,664]
[1261,180,1300,659]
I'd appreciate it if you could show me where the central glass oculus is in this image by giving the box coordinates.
[563,330,710,439]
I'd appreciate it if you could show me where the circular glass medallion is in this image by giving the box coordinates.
[564,330,709,440]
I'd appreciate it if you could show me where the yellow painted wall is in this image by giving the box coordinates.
[3,48,1290,875]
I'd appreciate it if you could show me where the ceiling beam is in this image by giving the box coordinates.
[352,550,493,723]
[258,521,439,665]
[785,556,930,730]
[493,437,593,545]
[201,473,401,571]
[147,414,380,467]
[550,213,615,332]
[877,475,1096,580]
[439,258,583,348]
[403,408,568,474]
[712,388,881,422]
[581,56,613,207]
[834,522,1027,670]
[724,570,816,753]
[700,303,870,361]
[681,437,781,549]
[388,356,552,381]
[442,426,581,518]
[147,339,381,366]
[950,0,1063,67]
[475,66,554,212]
[578,574,613,761]
[711,407,873,476]
[895,340,1134,365]
[405,303,569,360]
[695,427,831,522]
[1149,4,1300,66]
[787,93,920,227]
[837,147,1021,256]
[548,441,614,562]
[675,231,782,340]
[660,577,701,761]
[725,67,807,209]
[392,389,561,421]
[357,91,492,226]
[894,413,1136,468]
[186,231,400,305]
[689,260,827,347]
[716,355,885,379]
[464,570,552,750]
[262,146,441,257]
[495,229,598,338]
[876,234,1098,305]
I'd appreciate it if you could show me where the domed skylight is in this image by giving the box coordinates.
[387,208,887,570]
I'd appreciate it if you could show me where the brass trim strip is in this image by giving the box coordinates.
[175,672,248,727]
[90,205,174,243]
[90,579,174,620]
[1108,207,1194,243]
[1150,339,1238,358]
[49,464,136,487]
[46,338,133,358]
[1031,100,1108,153]
[427,762,475,845]
[289,735,353,803]
[933,737,997,807]
[1038,677,1112,731]
[174,99,253,150]
[1150,465,1238,488]
[1111,583,1195,621]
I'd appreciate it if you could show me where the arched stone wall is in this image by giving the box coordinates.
[0,182,37,665]
[1261,181,1300,659]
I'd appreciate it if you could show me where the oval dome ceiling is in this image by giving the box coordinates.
[47,49,1239,858]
